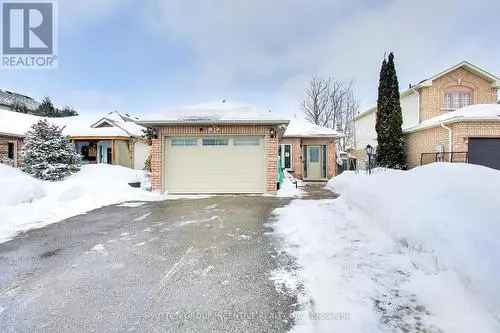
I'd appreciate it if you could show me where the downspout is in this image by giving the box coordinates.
[440,122,452,161]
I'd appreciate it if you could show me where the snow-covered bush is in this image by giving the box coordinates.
[22,119,81,181]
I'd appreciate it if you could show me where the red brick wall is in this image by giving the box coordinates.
[279,137,337,179]
[150,138,162,192]
[150,124,280,193]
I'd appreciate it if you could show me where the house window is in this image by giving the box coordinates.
[202,137,228,146]
[444,89,472,111]
[8,142,15,159]
[171,138,198,146]
[234,137,260,146]
[279,144,292,169]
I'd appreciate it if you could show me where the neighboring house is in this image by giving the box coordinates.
[280,119,342,181]
[0,109,149,170]
[70,111,149,169]
[0,89,39,111]
[138,103,342,194]
[354,61,500,170]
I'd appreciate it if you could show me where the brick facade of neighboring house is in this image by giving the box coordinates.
[150,124,280,193]
[0,135,23,167]
[418,67,498,121]
[406,121,500,168]
[280,137,337,179]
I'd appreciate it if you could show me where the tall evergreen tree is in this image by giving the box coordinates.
[375,52,406,169]
[22,120,81,181]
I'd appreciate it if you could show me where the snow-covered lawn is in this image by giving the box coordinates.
[0,164,164,244]
[271,163,500,332]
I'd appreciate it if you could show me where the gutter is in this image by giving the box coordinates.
[440,122,452,160]
[137,119,290,126]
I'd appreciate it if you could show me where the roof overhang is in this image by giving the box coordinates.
[69,135,131,140]
[137,119,290,127]
[404,116,500,133]
[0,131,24,138]
[283,134,344,139]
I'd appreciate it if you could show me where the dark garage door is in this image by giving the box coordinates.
[468,138,500,170]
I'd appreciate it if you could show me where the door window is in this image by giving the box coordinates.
[309,147,320,162]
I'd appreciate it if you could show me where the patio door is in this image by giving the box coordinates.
[306,146,322,179]
[97,141,111,164]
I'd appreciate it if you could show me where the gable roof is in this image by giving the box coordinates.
[283,119,342,138]
[414,61,500,89]
[354,61,500,121]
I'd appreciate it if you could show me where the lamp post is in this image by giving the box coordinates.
[365,144,374,175]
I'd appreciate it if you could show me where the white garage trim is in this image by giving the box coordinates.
[164,136,266,194]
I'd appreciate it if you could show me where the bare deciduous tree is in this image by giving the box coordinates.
[301,76,359,151]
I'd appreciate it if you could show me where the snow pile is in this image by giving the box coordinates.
[271,163,500,332]
[329,163,500,309]
[327,163,500,331]
[284,119,342,137]
[276,171,304,197]
[0,164,45,206]
[0,164,164,243]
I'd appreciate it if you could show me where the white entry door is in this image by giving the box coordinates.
[165,136,265,194]
[306,146,322,180]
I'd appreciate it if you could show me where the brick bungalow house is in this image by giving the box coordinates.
[354,61,500,169]
[0,109,149,169]
[280,119,341,181]
[138,104,341,194]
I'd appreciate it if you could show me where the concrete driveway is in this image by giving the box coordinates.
[0,195,298,333]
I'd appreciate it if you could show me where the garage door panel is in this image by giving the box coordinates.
[468,138,500,170]
[165,137,265,193]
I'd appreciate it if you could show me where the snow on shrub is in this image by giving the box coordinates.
[22,119,81,181]
[328,163,500,313]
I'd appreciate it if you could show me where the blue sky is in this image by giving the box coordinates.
[1,0,499,118]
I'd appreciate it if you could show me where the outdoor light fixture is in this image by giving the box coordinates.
[269,128,276,138]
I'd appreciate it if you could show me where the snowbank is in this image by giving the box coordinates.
[0,164,164,243]
[328,163,500,328]
[0,164,45,206]
[270,163,500,332]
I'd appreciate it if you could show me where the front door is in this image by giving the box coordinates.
[306,146,322,179]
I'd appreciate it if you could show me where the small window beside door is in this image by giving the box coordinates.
[7,142,15,159]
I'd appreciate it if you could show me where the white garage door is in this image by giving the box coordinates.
[165,136,266,194]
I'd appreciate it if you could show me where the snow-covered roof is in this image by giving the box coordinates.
[284,119,343,138]
[138,101,289,126]
[91,111,145,137]
[404,104,500,133]
[0,109,144,138]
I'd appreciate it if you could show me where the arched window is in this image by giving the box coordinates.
[443,87,472,111]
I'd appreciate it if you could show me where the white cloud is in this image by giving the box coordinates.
[148,0,500,114]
